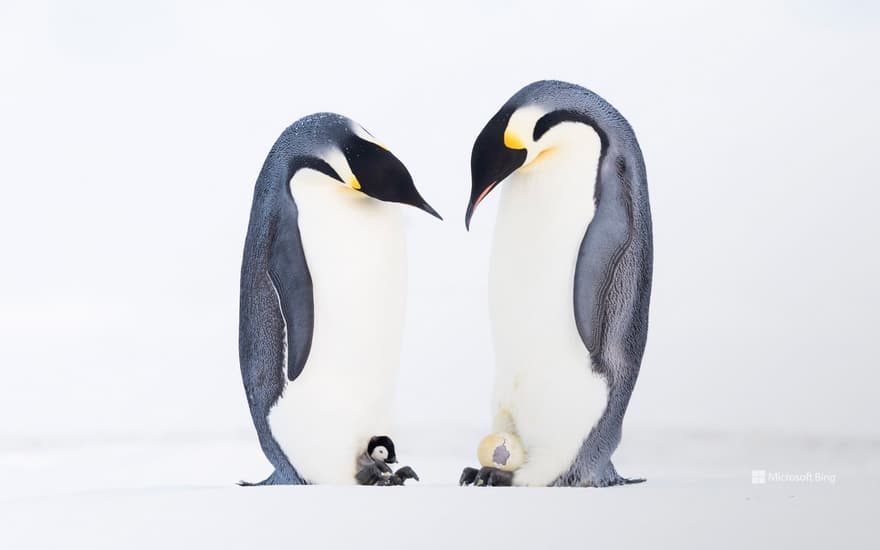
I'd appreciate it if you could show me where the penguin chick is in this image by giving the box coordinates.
[355,436,419,486]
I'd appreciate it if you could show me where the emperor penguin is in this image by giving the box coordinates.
[462,81,653,487]
[239,113,441,485]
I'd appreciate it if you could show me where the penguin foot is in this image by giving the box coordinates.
[459,466,513,487]
[459,467,479,486]
[394,466,420,483]
[365,466,420,486]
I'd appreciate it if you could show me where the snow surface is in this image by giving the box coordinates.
[1,426,876,549]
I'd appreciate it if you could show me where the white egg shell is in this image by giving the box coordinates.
[477,432,525,472]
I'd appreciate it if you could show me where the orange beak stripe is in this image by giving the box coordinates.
[473,181,499,212]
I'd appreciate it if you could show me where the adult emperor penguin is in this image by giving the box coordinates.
[239,113,441,485]
[462,81,652,487]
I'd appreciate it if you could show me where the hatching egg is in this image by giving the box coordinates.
[477,432,525,472]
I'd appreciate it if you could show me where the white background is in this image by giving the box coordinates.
[1,2,877,547]
[2,0,877,444]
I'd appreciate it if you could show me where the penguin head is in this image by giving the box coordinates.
[294,113,442,219]
[367,435,397,464]
[465,80,608,229]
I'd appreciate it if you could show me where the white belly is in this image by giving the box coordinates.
[488,124,609,486]
[268,169,406,484]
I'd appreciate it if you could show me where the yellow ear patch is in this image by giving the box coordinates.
[503,129,526,150]
[349,176,362,190]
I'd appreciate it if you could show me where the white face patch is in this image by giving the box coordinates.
[316,124,389,191]
[320,147,360,190]
[371,445,389,461]
[504,105,547,166]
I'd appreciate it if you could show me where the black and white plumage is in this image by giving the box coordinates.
[355,436,419,486]
[239,113,439,486]
[464,81,652,487]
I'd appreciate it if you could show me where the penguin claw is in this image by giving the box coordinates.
[460,466,513,487]
[394,466,420,482]
[459,467,479,486]
[366,466,420,486]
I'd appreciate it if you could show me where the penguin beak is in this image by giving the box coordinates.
[386,184,443,221]
[347,141,443,220]
[415,200,443,221]
[394,182,443,221]
[465,180,499,230]
[466,110,527,230]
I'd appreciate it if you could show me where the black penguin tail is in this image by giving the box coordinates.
[618,477,646,485]
[238,468,308,486]
[237,470,281,487]
[585,474,647,488]
[237,479,260,487]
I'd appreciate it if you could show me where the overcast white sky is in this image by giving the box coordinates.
[0,0,878,445]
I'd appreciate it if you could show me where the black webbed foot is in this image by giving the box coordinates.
[374,473,398,486]
[459,467,479,486]
[394,466,419,482]
[367,465,420,486]
[460,466,513,487]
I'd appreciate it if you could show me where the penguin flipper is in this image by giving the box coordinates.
[568,143,652,487]
[267,194,315,383]
[573,151,638,358]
